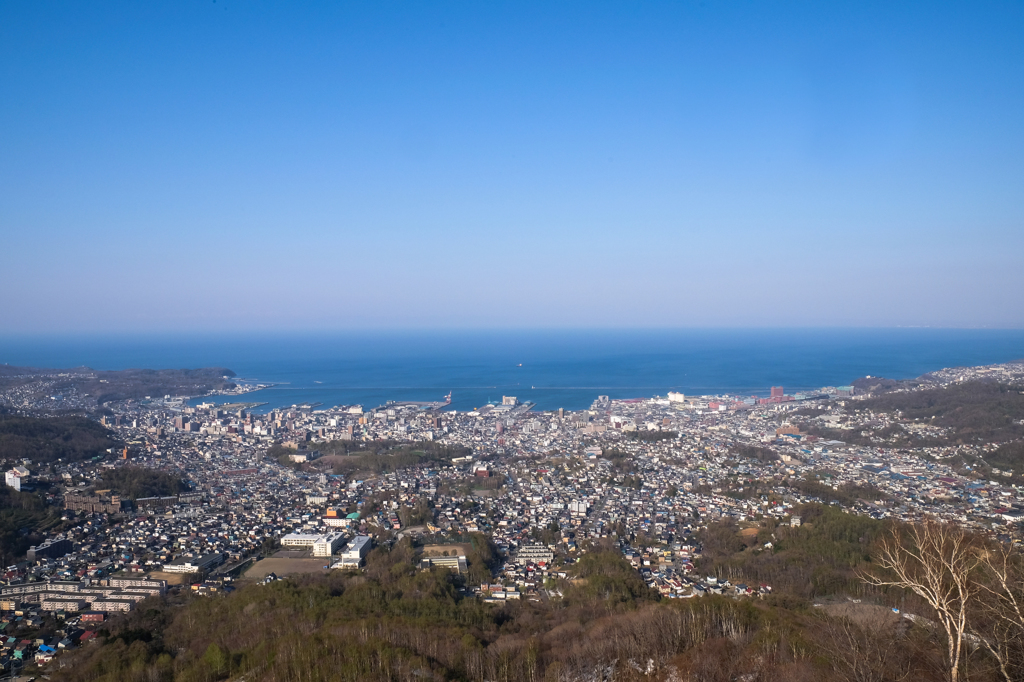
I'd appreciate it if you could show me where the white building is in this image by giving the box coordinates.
[282,532,346,557]
[5,466,29,491]
[515,544,554,565]
[281,533,322,548]
[333,535,372,568]
[313,532,346,557]
[421,555,467,573]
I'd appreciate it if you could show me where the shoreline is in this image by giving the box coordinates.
[183,358,1024,416]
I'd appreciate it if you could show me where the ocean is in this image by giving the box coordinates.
[1,329,1022,413]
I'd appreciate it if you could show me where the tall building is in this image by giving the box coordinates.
[770,386,784,398]
[335,536,372,568]
[5,466,29,491]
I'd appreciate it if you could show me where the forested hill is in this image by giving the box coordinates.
[0,365,236,407]
[99,466,186,500]
[0,484,65,567]
[0,414,119,463]
[0,415,118,563]
[855,381,1024,443]
[48,510,983,682]
[796,380,1024,473]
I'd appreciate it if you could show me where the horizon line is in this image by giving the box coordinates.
[3,325,1024,339]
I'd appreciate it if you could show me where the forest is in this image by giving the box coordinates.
[788,477,891,507]
[731,444,779,463]
[854,381,1024,445]
[270,439,473,474]
[319,439,473,476]
[989,441,1024,474]
[0,484,65,566]
[0,414,118,464]
[696,503,884,599]
[794,381,1024,471]
[99,466,186,500]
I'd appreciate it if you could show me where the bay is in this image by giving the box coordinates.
[1,328,1022,413]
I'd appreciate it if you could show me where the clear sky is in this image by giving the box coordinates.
[2,1,1022,332]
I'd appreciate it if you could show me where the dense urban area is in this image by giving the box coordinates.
[0,359,1022,681]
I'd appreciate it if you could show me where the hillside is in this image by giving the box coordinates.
[696,503,884,599]
[855,381,1024,444]
[45,515,985,682]
[0,485,65,566]
[0,365,237,408]
[794,380,1024,472]
[0,414,119,464]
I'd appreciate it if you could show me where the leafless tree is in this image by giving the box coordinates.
[973,542,1024,682]
[862,521,981,682]
[822,610,914,682]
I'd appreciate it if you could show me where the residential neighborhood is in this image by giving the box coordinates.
[0,360,1022,672]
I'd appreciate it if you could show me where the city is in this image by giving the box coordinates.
[0,359,1022,672]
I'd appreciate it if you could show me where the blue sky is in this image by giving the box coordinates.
[2,1,1022,332]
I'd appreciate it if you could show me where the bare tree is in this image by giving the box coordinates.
[973,542,1024,682]
[862,521,981,682]
[822,610,914,682]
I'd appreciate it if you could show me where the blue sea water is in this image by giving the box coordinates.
[1,329,1022,413]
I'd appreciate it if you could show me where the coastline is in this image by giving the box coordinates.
[2,328,1022,414]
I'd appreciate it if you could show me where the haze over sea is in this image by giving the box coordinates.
[1,329,1022,413]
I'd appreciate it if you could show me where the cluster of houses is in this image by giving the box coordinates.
[1,361,1022,672]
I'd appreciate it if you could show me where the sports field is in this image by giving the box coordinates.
[243,557,332,580]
